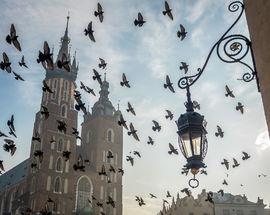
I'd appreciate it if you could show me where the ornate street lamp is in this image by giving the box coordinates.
[177,86,207,188]
[176,1,260,188]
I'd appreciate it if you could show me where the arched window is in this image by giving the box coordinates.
[76,176,93,213]
[55,157,63,172]
[54,177,61,193]
[46,176,51,191]
[63,81,69,101]
[30,177,36,194]
[57,139,63,152]
[107,129,114,143]
[51,79,58,100]
[61,104,67,118]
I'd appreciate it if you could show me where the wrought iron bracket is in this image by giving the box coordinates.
[178,1,260,92]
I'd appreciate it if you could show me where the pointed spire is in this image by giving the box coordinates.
[117,100,120,111]
[57,13,71,62]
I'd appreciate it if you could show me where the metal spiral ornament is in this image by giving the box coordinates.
[178,0,260,92]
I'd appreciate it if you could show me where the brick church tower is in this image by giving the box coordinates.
[25,15,79,213]
[78,78,123,215]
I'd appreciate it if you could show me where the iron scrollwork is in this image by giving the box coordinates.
[178,1,260,92]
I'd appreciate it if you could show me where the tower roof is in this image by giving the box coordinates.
[92,79,115,117]
[57,14,70,62]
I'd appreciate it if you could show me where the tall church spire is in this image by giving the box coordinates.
[57,14,70,62]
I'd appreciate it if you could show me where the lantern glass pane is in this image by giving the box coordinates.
[180,132,192,158]
[191,132,202,156]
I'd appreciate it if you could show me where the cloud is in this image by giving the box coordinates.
[255,130,270,150]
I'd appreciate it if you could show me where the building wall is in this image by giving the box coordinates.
[244,0,270,135]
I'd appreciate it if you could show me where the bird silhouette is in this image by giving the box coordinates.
[6,24,21,51]
[205,192,214,204]
[98,164,107,176]
[222,179,228,186]
[37,41,54,70]
[62,151,71,161]
[236,102,244,114]
[42,80,53,93]
[168,143,178,155]
[0,52,12,73]
[215,125,224,138]
[147,136,154,145]
[165,110,173,120]
[166,191,172,198]
[118,114,128,130]
[120,73,130,88]
[126,156,134,166]
[181,188,191,196]
[152,120,161,132]
[19,55,28,68]
[34,150,44,163]
[84,21,95,42]
[221,159,229,170]
[150,193,157,198]
[98,58,107,69]
[179,62,188,74]
[92,69,102,85]
[3,139,16,156]
[13,71,25,81]
[177,24,187,41]
[225,85,235,98]
[94,3,104,23]
[72,128,81,140]
[133,151,141,158]
[192,100,200,110]
[134,12,145,27]
[232,158,240,168]
[218,189,224,196]
[200,169,207,175]
[41,106,49,119]
[56,120,67,134]
[162,1,173,20]
[164,75,175,93]
[127,123,140,141]
[242,151,250,160]
[57,53,70,72]
[126,102,136,116]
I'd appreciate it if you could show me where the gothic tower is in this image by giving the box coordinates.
[25,16,79,214]
[78,79,123,215]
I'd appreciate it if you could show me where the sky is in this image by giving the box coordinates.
[0,0,270,214]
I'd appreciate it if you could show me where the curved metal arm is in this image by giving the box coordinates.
[178,1,260,92]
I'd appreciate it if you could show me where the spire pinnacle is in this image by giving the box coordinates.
[117,100,120,110]
[65,12,70,37]
[104,72,107,81]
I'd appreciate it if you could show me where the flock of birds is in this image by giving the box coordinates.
[0,1,269,214]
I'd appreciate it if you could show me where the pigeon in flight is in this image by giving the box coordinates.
[0,160,4,172]
[84,21,95,42]
[133,151,141,158]
[109,165,115,173]
[232,158,240,168]
[32,130,41,142]
[205,192,214,204]
[126,156,134,166]
[0,131,8,138]
[0,52,12,73]
[150,193,157,198]
[179,62,188,74]
[94,3,104,23]
[126,102,136,116]
[41,106,49,119]
[181,188,191,197]
[215,125,224,138]
[106,196,115,208]
[6,24,21,51]
[118,168,124,175]
[225,85,235,98]
[37,41,54,70]
[92,69,102,85]
[152,120,161,132]
[19,55,28,68]
[221,159,229,170]
[7,115,16,137]
[200,169,207,175]
[42,80,53,93]
[177,24,187,41]
[120,73,130,88]
[118,114,128,130]
[73,156,85,172]
[62,151,71,161]
[236,102,244,114]
[134,12,145,27]
[72,128,81,140]
[168,143,178,155]
[242,152,250,160]
[75,97,87,115]
[127,123,140,141]
[218,189,224,196]
[107,151,114,159]
[80,81,89,93]
[98,58,107,69]
[163,199,169,204]
[222,179,228,186]
[192,101,200,110]
[147,136,154,145]
[164,75,175,93]
[166,191,172,198]
[258,174,267,178]
[162,1,173,20]
[57,53,70,72]
[165,110,173,120]
[34,150,44,163]
[57,120,67,134]
[3,139,17,156]
[98,164,107,176]
[13,71,25,81]
[181,167,189,175]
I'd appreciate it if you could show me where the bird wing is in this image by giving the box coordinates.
[180,24,185,33]
[165,1,170,10]
[133,132,140,141]
[152,120,159,127]
[3,52,9,63]
[88,21,93,31]
[10,24,16,37]
[242,151,248,157]
[122,73,127,82]
[98,3,102,12]
[138,12,143,21]
[225,85,230,93]
[166,75,171,85]
[99,58,105,64]
[167,10,173,20]
[129,123,134,132]
[233,158,238,165]
[169,143,174,151]
[44,41,50,55]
